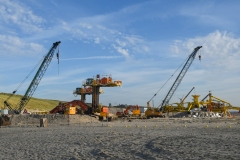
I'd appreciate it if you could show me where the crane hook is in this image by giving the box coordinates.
[57,46,60,74]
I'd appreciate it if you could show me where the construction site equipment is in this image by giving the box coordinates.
[165,91,240,117]
[145,46,202,117]
[164,87,196,113]
[82,74,122,113]
[203,93,240,116]
[144,108,165,119]
[99,106,112,121]
[49,100,89,114]
[73,86,103,103]
[116,105,141,117]
[4,41,61,114]
[180,87,195,105]
[64,106,77,115]
[160,46,202,111]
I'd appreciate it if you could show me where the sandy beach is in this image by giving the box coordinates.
[1,116,240,160]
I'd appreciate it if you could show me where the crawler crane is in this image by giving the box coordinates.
[145,46,202,118]
[3,41,61,114]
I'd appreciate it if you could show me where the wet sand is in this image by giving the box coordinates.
[0,117,240,160]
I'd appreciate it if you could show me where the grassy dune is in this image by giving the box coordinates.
[0,93,60,112]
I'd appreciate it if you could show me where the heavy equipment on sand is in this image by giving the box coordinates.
[145,46,202,118]
[71,74,122,121]
[1,41,60,126]
[116,105,141,117]
[194,92,240,117]
[49,100,89,115]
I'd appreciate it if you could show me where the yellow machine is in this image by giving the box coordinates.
[203,93,240,116]
[145,106,164,118]
[64,106,76,115]
[116,105,141,117]
[98,106,113,121]
[132,109,140,115]
[164,92,240,117]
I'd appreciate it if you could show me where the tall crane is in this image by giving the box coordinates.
[159,46,202,111]
[4,41,61,114]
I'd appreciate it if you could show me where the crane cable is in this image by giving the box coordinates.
[8,45,60,99]
[5,56,45,102]
[57,45,60,74]
[148,55,189,103]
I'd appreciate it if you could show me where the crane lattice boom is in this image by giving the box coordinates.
[160,46,202,110]
[4,41,61,114]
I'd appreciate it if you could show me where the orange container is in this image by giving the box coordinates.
[102,107,108,113]
[101,78,107,84]
[64,106,76,115]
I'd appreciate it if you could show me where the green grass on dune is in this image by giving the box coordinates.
[0,93,60,111]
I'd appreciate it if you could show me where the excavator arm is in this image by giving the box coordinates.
[4,41,61,114]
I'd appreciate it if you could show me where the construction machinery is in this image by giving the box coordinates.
[71,74,122,121]
[165,90,240,117]
[73,86,103,103]
[164,87,195,113]
[98,105,112,121]
[200,92,240,117]
[82,74,122,114]
[1,41,60,126]
[145,46,202,118]
[144,107,165,119]
[116,105,141,117]
[49,100,89,114]
[3,41,61,114]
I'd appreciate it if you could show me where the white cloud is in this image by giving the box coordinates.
[0,0,45,33]
[170,30,240,70]
[94,37,100,44]
[60,56,122,61]
[170,45,179,54]
[79,23,93,29]
[112,44,129,58]
[0,34,45,55]
[116,39,127,47]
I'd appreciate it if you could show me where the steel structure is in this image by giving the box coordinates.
[82,74,122,113]
[159,46,202,111]
[4,41,61,114]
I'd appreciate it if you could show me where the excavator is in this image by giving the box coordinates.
[145,46,202,118]
[1,41,60,126]
[49,100,89,114]
[116,105,141,117]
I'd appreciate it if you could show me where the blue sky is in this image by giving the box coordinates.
[0,0,240,107]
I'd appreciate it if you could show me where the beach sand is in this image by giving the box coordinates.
[0,116,240,160]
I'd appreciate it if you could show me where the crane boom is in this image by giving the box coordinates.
[160,46,202,111]
[180,87,195,104]
[4,41,61,114]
